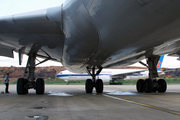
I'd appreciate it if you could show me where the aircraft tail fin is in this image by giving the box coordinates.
[157,55,164,71]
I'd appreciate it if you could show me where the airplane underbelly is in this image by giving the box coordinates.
[62,0,180,72]
[62,0,100,72]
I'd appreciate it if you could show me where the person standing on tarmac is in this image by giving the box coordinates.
[5,73,10,93]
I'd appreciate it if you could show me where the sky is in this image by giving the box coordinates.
[0,0,180,68]
[0,0,65,16]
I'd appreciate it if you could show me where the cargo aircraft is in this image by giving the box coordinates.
[0,0,179,95]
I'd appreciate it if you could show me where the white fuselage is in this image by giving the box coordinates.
[57,69,154,83]
[57,69,165,83]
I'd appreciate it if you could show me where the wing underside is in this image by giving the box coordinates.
[0,5,64,62]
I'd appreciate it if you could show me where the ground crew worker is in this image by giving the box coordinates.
[5,73,10,93]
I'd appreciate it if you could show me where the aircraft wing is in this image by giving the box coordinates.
[110,70,147,79]
[158,69,176,75]
[0,5,64,62]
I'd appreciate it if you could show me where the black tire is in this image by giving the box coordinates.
[17,78,25,95]
[36,78,45,95]
[158,79,167,93]
[85,79,93,93]
[144,79,153,93]
[136,79,144,92]
[24,79,29,94]
[96,79,103,93]
[152,80,157,92]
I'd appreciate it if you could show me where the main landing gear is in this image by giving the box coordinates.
[85,66,103,93]
[16,44,48,95]
[136,56,167,93]
[136,79,167,93]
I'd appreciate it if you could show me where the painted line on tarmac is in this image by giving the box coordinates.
[103,94,180,116]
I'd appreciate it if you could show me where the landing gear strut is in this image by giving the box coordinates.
[85,66,103,93]
[17,44,47,95]
[137,55,167,93]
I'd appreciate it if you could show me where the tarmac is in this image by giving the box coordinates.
[0,84,180,120]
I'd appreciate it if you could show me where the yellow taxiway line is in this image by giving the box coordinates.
[103,94,180,116]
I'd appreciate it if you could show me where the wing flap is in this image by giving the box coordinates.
[0,44,14,58]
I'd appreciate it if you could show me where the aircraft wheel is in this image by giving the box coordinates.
[158,79,167,93]
[152,80,158,92]
[144,79,153,93]
[17,78,26,95]
[136,79,144,92]
[24,79,29,94]
[36,78,45,95]
[96,79,103,93]
[85,79,93,93]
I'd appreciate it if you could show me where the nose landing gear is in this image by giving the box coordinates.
[85,66,103,93]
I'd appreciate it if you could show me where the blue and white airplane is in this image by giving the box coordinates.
[57,56,165,83]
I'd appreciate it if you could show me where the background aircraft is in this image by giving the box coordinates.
[57,56,165,84]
